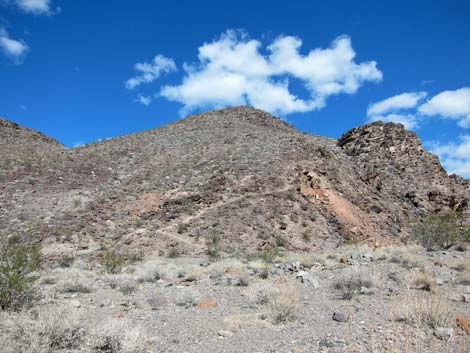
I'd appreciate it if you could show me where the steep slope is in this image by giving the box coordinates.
[0,107,468,260]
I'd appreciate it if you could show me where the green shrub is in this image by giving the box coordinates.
[0,234,41,310]
[101,250,127,274]
[206,230,221,262]
[413,212,470,250]
[100,249,143,274]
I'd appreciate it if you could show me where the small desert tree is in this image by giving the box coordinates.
[413,212,470,250]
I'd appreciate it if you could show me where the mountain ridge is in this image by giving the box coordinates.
[0,106,468,260]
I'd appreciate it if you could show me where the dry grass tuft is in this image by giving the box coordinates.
[268,278,300,324]
[59,279,92,294]
[0,305,84,353]
[175,288,199,308]
[412,273,437,293]
[88,320,147,353]
[393,293,454,329]
[333,269,373,300]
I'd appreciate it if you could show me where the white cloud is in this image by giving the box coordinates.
[135,94,151,106]
[366,91,427,129]
[367,91,427,116]
[367,113,419,130]
[418,87,470,128]
[0,28,29,63]
[14,0,53,15]
[429,135,470,178]
[157,30,382,115]
[125,55,177,90]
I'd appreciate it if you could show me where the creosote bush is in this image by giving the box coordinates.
[413,212,470,250]
[101,249,143,274]
[0,233,41,310]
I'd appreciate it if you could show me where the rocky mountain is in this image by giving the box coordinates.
[1,107,468,260]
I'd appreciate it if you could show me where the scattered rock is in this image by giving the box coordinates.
[295,271,319,288]
[217,330,234,338]
[359,286,374,295]
[434,327,453,340]
[462,294,470,303]
[332,312,349,322]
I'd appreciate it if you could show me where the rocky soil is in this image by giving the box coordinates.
[1,245,469,352]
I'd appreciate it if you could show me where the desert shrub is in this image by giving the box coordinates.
[89,320,146,353]
[40,277,56,285]
[0,234,41,310]
[301,228,311,242]
[246,282,276,306]
[395,294,453,329]
[175,288,199,308]
[457,268,470,285]
[101,249,144,274]
[275,235,287,248]
[1,305,84,352]
[334,272,373,300]
[101,250,126,274]
[136,265,161,283]
[413,212,470,250]
[167,247,180,259]
[59,280,91,294]
[109,279,136,295]
[269,279,300,324]
[58,254,74,268]
[206,230,221,262]
[176,223,188,234]
[413,273,437,293]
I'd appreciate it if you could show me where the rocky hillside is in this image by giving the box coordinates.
[0,107,468,260]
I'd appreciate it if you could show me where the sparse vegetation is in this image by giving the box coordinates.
[0,233,41,310]
[269,279,299,324]
[333,271,373,300]
[58,254,75,268]
[101,249,143,274]
[175,288,198,308]
[60,280,91,294]
[101,250,127,274]
[413,273,437,293]
[413,212,470,250]
[167,247,180,258]
[206,230,221,262]
[2,305,84,352]
[395,294,453,329]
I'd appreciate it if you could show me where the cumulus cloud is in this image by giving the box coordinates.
[429,135,470,178]
[125,55,177,90]
[135,94,151,106]
[368,113,419,130]
[154,30,382,115]
[0,27,28,63]
[13,0,55,15]
[366,91,427,129]
[367,92,427,116]
[418,87,470,128]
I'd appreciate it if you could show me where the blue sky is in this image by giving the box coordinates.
[1,0,469,177]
